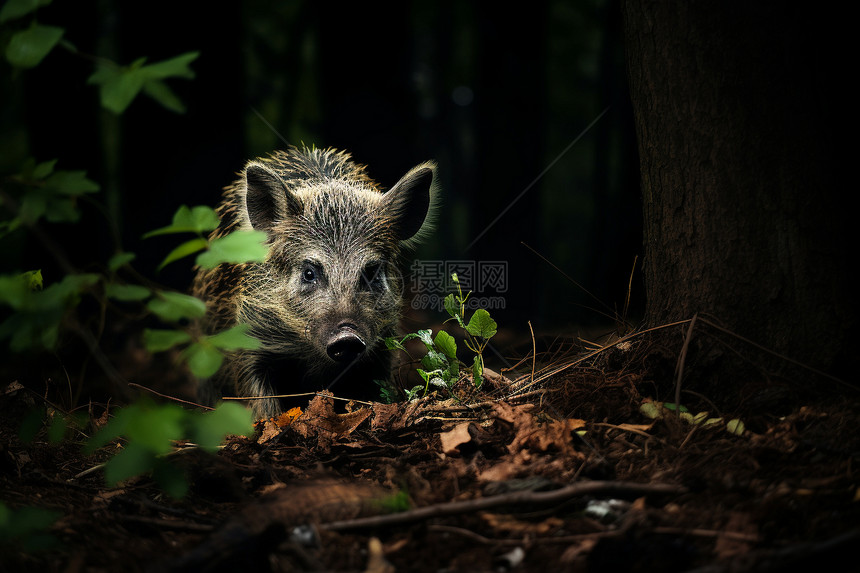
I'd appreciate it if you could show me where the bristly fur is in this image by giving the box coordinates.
[192,145,437,418]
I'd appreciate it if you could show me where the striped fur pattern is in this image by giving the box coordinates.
[192,146,437,418]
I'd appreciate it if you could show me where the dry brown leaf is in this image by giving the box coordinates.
[439,422,473,455]
[289,395,373,450]
[369,402,403,431]
[257,419,281,444]
[508,414,586,457]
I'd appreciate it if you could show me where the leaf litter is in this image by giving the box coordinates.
[1,321,858,572]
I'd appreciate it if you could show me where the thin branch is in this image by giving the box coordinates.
[126,382,214,410]
[321,480,686,531]
[675,313,698,413]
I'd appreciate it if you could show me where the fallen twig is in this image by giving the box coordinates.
[321,480,686,531]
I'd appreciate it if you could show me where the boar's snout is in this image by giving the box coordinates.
[326,322,367,362]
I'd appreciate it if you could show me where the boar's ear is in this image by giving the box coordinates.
[383,161,438,246]
[244,162,303,232]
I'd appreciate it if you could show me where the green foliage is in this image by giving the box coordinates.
[442,273,496,387]
[196,230,268,268]
[0,502,60,552]
[383,273,498,400]
[5,22,63,68]
[87,51,200,114]
[0,158,100,237]
[0,271,99,351]
[139,292,263,380]
[143,204,268,270]
[135,205,266,377]
[0,3,263,503]
[179,324,261,378]
[84,400,254,497]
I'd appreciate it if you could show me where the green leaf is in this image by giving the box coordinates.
[416,329,434,349]
[465,309,497,339]
[87,51,198,114]
[139,51,199,80]
[5,23,63,68]
[383,336,406,352]
[397,332,422,344]
[443,293,460,319]
[104,442,156,486]
[108,252,136,271]
[87,63,146,114]
[105,283,151,302]
[18,190,46,223]
[13,167,99,225]
[43,197,79,223]
[433,330,457,360]
[43,170,100,196]
[191,402,254,451]
[0,272,99,351]
[183,341,225,378]
[143,205,219,237]
[20,269,42,291]
[196,230,268,268]
[445,357,459,383]
[0,274,33,308]
[472,356,483,388]
[157,237,208,270]
[421,349,447,373]
[142,78,186,113]
[146,291,206,322]
[0,0,53,23]
[404,385,423,400]
[32,158,57,180]
[142,328,191,352]
[123,402,186,454]
[662,402,689,413]
[206,324,261,351]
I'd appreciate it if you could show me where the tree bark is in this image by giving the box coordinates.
[621,2,854,375]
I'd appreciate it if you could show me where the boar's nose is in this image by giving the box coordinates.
[326,323,366,362]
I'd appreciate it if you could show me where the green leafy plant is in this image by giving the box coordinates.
[0,1,266,503]
[382,273,498,400]
[2,0,198,112]
[84,400,254,498]
[442,273,498,387]
[86,51,199,114]
[139,204,268,377]
[0,1,205,363]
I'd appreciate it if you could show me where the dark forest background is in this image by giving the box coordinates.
[2,0,641,345]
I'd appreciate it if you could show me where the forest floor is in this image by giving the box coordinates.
[1,324,859,572]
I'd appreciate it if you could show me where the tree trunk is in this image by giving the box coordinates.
[621,2,854,376]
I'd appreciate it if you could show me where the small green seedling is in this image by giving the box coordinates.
[381,273,498,400]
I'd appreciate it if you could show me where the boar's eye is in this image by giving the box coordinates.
[300,262,320,285]
[360,261,386,292]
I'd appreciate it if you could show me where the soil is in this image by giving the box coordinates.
[1,325,858,572]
